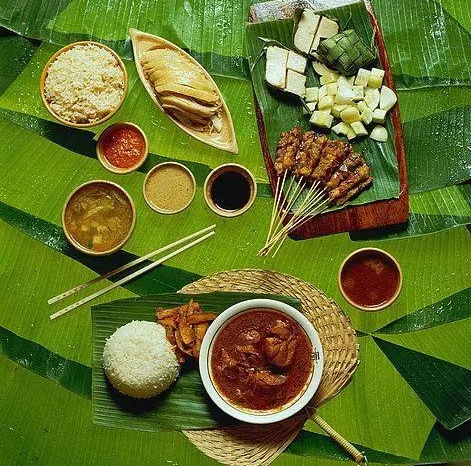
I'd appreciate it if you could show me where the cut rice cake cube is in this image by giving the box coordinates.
[265,46,289,89]
[379,85,397,111]
[367,67,385,88]
[326,82,337,95]
[306,101,317,112]
[294,10,321,54]
[351,121,368,137]
[361,108,373,125]
[340,106,361,124]
[370,125,388,142]
[310,110,334,129]
[320,71,339,84]
[331,104,347,118]
[346,124,356,140]
[287,50,307,74]
[337,75,354,88]
[312,60,337,76]
[354,68,371,87]
[318,95,334,109]
[334,93,353,105]
[311,17,339,53]
[332,121,350,136]
[303,101,317,114]
[372,108,387,123]
[318,85,328,100]
[356,100,368,113]
[351,86,364,101]
[364,87,380,110]
[285,69,307,97]
[305,87,319,102]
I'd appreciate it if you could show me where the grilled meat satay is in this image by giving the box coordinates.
[274,126,303,175]
[329,164,372,205]
[310,139,350,183]
[333,177,373,206]
[293,132,327,178]
[325,151,364,190]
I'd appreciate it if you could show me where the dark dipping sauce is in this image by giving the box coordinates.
[210,171,251,212]
[210,309,313,412]
[340,251,401,309]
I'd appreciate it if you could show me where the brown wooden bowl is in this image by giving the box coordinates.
[338,247,403,311]
[203,164,257,217]
[96,122,149,174]
[62,180,136,256]
[40,41,128,128]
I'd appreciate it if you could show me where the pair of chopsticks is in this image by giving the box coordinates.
[48,224,216,320]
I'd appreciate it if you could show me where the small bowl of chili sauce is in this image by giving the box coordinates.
[97,122,148,174]
[199,299,324,424]
[338,248,403,311]
[203,164,257,217]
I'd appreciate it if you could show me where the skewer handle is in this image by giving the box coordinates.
[311,412,366,463]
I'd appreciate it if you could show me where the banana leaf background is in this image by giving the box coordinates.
[0,0,470,464]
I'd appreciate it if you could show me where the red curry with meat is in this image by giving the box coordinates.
[210,309,313,412]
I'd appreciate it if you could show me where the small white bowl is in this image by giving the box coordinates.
[199,299,324,424]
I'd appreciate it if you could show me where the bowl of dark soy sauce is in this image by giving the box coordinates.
[204,164,257,217]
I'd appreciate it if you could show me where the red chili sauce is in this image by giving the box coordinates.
[101,126,145,169]
[210,309,313,412]
[340,251,401,309]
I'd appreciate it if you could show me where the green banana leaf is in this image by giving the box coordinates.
[245,2,400,211]
[91,292,301,432]
[0,0,470,464]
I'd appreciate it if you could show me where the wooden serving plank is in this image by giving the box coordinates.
[251,2,409,239]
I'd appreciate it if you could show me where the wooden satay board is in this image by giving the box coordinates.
[251,2,409,239]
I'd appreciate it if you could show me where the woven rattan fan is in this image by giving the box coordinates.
[179,269,362,465]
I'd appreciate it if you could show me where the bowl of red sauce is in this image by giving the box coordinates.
[338,248,403,311]
[199,299,324,424]
[97,122,148,174]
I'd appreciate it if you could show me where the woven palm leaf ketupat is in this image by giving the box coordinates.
[180,269,359,466]
[317,30,376,75]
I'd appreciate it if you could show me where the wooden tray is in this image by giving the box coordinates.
[251,1,409,239]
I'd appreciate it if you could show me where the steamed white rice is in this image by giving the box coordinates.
[103,320,179,399]
[44,43,125,124]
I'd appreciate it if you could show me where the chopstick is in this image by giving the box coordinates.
[48,224,216,305]
[49,226,216,321]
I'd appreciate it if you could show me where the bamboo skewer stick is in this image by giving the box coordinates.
[259,174,328,257]
[50,229,215,320]
[48,224,216,305]
[310,412,366,463]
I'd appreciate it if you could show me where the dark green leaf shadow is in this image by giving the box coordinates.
[373,337,471,430]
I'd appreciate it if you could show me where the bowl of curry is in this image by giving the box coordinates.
[199,299,323,424]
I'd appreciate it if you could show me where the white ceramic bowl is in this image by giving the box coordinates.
[199,299,324,424]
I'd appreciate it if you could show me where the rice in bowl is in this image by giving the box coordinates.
[103,320,179,399]
[43,43,126,124]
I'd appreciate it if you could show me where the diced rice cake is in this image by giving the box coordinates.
[287,50,307,74]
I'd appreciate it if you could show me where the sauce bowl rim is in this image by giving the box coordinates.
[338,247,403,311]
[199,298,324,424]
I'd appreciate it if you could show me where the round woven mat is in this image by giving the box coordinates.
[180,269,359,466]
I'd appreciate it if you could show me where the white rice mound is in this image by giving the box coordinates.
[44,43,125,124]
[103,320,179,399]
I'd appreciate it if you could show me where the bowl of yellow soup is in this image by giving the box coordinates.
[62,180,136,255]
